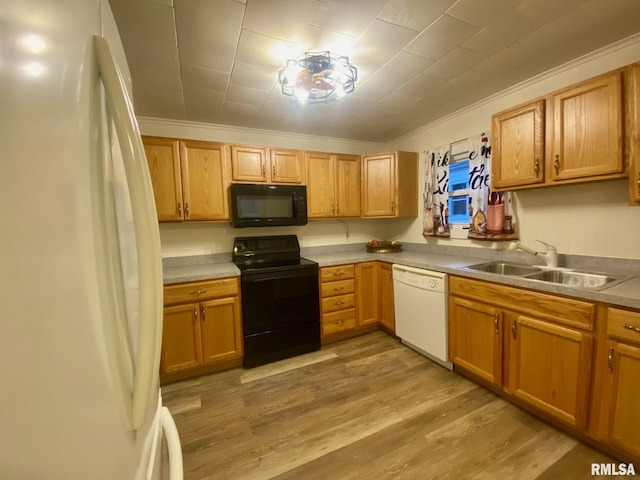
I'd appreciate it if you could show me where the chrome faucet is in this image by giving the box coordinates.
[509,240,558,268]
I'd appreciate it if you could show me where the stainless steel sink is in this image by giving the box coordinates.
[523,269,630,290]
[464,262,542,276]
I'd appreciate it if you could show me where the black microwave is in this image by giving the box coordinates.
[230,183,308,228]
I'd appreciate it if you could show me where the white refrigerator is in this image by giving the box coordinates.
[0,0,183,478]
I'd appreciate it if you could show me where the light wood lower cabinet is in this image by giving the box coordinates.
[506,312,593,429]
[377,262,395,332]
[356,262,378,327]
[449,276,594,430]
[597,307,640,459]
[449,296,502,386]
[161,277,242,378]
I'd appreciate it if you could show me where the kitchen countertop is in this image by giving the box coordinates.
[163,247,640,310]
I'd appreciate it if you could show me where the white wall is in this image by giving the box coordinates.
[386,35,640,260]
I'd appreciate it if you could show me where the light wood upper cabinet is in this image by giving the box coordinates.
[628,63,640,205]
[270,148,305,184]
[550,71,624,181]
[377,262,395,332]
[143,137,183,221]
[449,296,502,386]
[491,100,545,189]
[491,69,628,191]
[180,140,229,221]
[506,312,593,429]
[230,145,304,184]
[143,136,230,222]
[362,151,418,217]
[306,151,360,218]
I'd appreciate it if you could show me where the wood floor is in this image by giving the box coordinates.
[161,331,622,480]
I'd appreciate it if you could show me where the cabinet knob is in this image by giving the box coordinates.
[554,155,560,175]
[623,323,640,334]
[608,346,614,373]
[534,159,540,178]
[194,308,198,320]
[336,203,340,215]
[185,202,190,218]
[272,165,276,178]
[177,203,182,217]
[262,164,266,177]
[494,313,499,333]
[511,319,517,340]
[201,306,206,321]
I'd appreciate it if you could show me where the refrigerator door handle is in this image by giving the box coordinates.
[161,407,183,480]
[94,35,163,430]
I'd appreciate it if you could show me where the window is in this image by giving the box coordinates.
[447,140,470,226]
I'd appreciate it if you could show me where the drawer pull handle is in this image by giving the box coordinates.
[623,323,640,334]
[512,319,517,340]
[333,271,345,276]
[554,155,560,175]
[608,346,614,374]
[334,301,344,306]
[494,313,499,334]
[534,158,540,178]
[177,203,182,217]
[189,289,208,295]
[333,287,345,291]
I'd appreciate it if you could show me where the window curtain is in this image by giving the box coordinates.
[422,144,450,238]
[468,134,491,236]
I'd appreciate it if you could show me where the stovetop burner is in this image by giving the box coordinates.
[232,234,315,271]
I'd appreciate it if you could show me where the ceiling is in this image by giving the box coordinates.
[108,0,640,142]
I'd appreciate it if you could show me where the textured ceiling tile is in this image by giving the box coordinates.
[226,85,270,106]
[130,66,182,93]
[109,0,176,46]
[175,0,244,72]
[515,0,589,28]
[423,47,486,80]
[183,87,225,122]
[377,0,457,32]
[404,14,480,60]
[132,87,186,119]
[395,73,447,97]
[374,92,418,113]
[120,33,180,72]
[472,42,534,75]
[516,8,595,53]
[181,65,229,92]
[462,10,536,56]
[350,19,418,68]
[311,0,389,37]
[229,62,278,91]
[446,0,522,28]
[243,0,319,42]
[235,29,303,71]
[222,102,262,124]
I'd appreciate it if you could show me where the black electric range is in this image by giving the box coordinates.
[232,235,320,368]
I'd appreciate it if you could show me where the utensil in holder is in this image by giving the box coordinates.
[487,203,504,235]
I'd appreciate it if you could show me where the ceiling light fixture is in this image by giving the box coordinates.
[277,51,358,104]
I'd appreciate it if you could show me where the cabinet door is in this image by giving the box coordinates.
[161,303,202,374]
[356,262,378,327]
[142,136,183,221]
[335,154,361,217]
[363,153,395,216]
[270,148,304,184]
[491,100,545,189]
[200,296,243,364]
[603,341,640,457]
[230,145,267,182]
[377,263,395,331]
[551,71,623,181]
[629,64,640,204]
[449,297,502,386]
[180,140,229,221]
[306,151,335,218]
[508,313,593,429]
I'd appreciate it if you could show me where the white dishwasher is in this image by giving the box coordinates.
[393,264,452,370]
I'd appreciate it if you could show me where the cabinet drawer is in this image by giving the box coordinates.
[322,309,356,335]
[321,279,355,298]
[607,307,640,345]
[320,264,355,282]
[164,277,239,306]
[321,293,355,313]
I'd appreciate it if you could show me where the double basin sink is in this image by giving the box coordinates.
[462,261,631,291]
